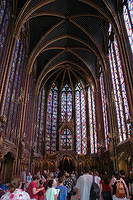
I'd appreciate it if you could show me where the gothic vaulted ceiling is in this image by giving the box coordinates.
[16,0,118,88]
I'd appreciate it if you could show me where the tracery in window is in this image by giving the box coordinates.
[45,83,58,153]
[75,83,87,154]
[61,84,72,122]
[88,86,97,154]
[60,129,72,150]
[100,73,109,149]
[123,0,133,54]
[109,28,130,141]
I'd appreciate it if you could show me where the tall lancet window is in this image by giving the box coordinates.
[123,0,133,54]
[75,83,87,154]
[3,26,26,141]
[109,25,130,141]
[0,0,11,57]
[35,87,45,154]
[61,84,72,122]
[88,86,97,154]
[3,39,20,118]
[46,83,58,153]
[100,73,109,149]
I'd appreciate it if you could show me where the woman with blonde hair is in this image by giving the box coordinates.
[1,177,31,200]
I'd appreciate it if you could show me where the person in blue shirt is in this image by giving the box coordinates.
[26,171,32,185]
[0,184,8,192]
[56,177,67,200]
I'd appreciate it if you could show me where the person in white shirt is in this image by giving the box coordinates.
[75,166,93,200]
[94,171,101,188]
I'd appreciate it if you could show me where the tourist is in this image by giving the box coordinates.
[21,168,27,190]
[28,175,44,200]
[1,177,30,200]
[56,177,67,200]
[119,170,130,190]
[63,173,73,200]
[38,179,46,200]
[100,172,112,200]
[27,171,32,185]
[94,171,101,188]
[46,179,58,200]
[112,172,130,200]
[75,166,93,200]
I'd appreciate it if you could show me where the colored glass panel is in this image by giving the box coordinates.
[61,84,72,122]
[0,0,11,56]
[37,88,45,154]
[88,86,97,154]
[75,83,87,154]
[123,0,133,54]
[60,129,72,150]
[109,28,130,141]
[46,83,58,153]
[3,39,20,118]
[100,73,109,149]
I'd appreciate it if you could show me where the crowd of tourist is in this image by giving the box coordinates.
[0,167,133,200]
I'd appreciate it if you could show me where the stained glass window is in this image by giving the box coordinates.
[24,72,34,150]
[46,83,58,154]
[75,83,87,154]
[109,26,130,141]
[33,97,38,144]
[88,86,97,154]
[3,39,19,120]
[100,73,109,149]
[7,43,24,140]
[123,0,133,54]
[60,129,72,150]
[38,87,45,153]
[36,95,41,152]
[61,84,72,122]
[0,0,11,57]
[33,87,45,154]
[3,26,27,141]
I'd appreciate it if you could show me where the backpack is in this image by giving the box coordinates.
[115,179,126,198]
[90,177,100,200]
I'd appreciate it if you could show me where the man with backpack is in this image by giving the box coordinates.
[112,172,130,200]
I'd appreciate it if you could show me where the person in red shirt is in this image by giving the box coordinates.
[28,175,44,200]
[38,179,45,200]
[100,173,112,200]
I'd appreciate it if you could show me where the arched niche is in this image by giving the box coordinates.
[2,152,14,183]
[58,155,76,173]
